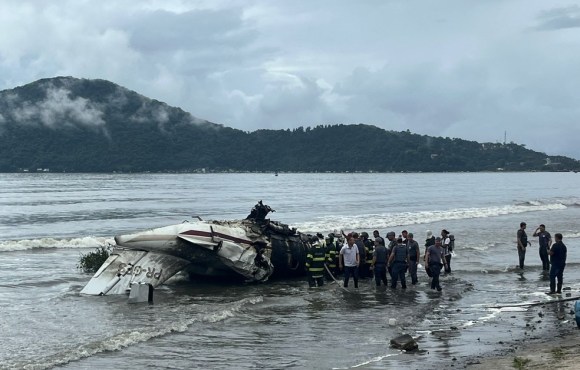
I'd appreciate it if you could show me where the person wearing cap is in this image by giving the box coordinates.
[517,222,531,269]
[387,237,409,289]
[426,237,447,291]
[533,224,552,272]
[407,233,421,285]
[371,237,388,287]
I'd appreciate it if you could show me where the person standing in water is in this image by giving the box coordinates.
[426,237,447,291]
[371,237,389,287]
[424,230,435,278]
[388,237,409,289]
[385,231,396,276]
[548,233,567,294]
[407,233,421,285]
[533,224,552,272]
[305,236,326,287]
[339,236,360,289]
[424,230,435,254]
[517,222,531,269]
[441,229,452,273]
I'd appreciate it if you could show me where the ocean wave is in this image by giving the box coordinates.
[554,197,580,207]
[294,202,568,232]
[201,296,263,323]
[8,296,263,370]
[0,236,113,252]
[1,200,574,253]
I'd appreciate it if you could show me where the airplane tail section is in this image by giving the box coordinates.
[80,248,190,295]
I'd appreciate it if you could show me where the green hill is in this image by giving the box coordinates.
[1,77,578,172]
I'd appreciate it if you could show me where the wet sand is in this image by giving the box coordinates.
[444,300,580,370]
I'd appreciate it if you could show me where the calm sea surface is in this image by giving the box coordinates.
[0,172,579,369]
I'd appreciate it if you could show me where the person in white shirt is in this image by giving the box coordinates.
[339,235,360,288]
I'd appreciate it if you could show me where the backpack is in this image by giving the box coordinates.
[448,235,455,252]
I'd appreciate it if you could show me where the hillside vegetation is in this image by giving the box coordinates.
[1,77,578,173]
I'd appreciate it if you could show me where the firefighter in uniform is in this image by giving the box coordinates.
[362,232,374,278]
[325,233,338,280]
[305,236,327,287]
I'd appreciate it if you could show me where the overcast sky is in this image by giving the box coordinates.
[1,0,580,158]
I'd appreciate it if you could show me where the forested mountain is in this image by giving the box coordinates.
[1,77,578,173]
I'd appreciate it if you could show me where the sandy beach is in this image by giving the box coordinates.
[453,300,580,370]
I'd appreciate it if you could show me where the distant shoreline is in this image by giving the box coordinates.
[3,170,579,174]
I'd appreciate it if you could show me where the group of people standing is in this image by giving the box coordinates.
[516,222,568,294]
[305,229,454,292]
[306,222,570,296]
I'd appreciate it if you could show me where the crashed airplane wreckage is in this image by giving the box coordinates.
[81,201,310,296]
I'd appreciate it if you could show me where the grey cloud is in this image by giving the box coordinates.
[259,76,324,116]
[2,1,580,159]
[535,5,580,30]
[231,74,343,131]
[153,106,170,124]
[129,96,207,132]
[108,86,130,108]
[126,8,251,53]
[9,85,106,132]
[227,51,580,158]
[130,99,170,124]
[122,6,276,75]
[345,61,580,157]
[331,63,487,134]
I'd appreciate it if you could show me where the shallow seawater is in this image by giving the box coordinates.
[1,172,579,369]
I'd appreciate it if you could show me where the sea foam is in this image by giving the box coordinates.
[0,236,113,252]
[295,201,567,232]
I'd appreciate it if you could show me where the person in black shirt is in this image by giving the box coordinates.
[388,238,409,289]
[373,230,384,247]
[371,237,388,287]
[426,237,447,291]
[533,224,552,272]
[407,233,421,285]
[424,230,435,254]
[548,233,567,294]
[517,222,531,269]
